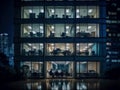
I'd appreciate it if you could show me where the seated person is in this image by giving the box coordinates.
[49,69,55,77]
[63,50,71,56]
[38,50,43,55]
[51,48,61,55]
[36,32,43,37]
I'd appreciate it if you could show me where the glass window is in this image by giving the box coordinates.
[46,24,74,37]
[46,61,74,78]
[20,61,43,78]
[76,6,99,18]
[21,24,44,38]
[21,43,43,56]
[46,43,74,56]
[21,6,44,19]
[76,24,99,37]
[45,6,74,18]
[76,43,99,56]
[76,61,100,77]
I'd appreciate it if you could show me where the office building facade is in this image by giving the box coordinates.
[14,0,106,78]
[106,0,120,69]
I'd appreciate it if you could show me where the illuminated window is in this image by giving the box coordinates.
[46,24,74,37]
[21,24,44,38]
[46,43,74,56]
[76,61,100,77]
[76,24,99,37]
[21,43,43,56]
[76,6,99,18]
[46,6,74,18]
[76,43,99,56]
[21,6,44,19]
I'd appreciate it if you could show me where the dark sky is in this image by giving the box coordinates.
[0,0,14,46]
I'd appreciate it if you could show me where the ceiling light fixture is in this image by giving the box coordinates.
[76,26,80,29]
[28,26,32,29]
[51,26,54,29]
[40,26,43,29]
[51,9,54,13]
[88,9,93,13]
[66,9,69,13]
[29,9,32,13]
[76,9,79,13]
[41,9,44,13]
[88,26,92,29]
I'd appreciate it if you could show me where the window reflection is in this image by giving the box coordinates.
[46,24,74,37]
[76,81,99,90]
[46,43,74,56]
[46,80,72,90]
[21,43,43,56]
[76,43,99,56]
[21,24,44,38]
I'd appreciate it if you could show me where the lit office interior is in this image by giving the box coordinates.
[76,61,100,77]
[76,43,99,56]
[21,43,43,56]
[76,6,99,18]
[76,24,99,37]
[21,24,44,38]
[21,24,99,38]
[21,6,44,19]
[46,61,74,78]
[46,24,74,37]
[46,6,74,18]
[20,61,44,78]
[21,43,99,56]
[15,0,105,79]
[46,43,74,56]
[21,6,99,19]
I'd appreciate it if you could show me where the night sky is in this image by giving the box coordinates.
[0,0,14,46]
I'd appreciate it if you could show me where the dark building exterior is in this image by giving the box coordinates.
[0,33,14,67]
[106,0,120,70]
[0,33,9,57]
[14,0,106,79]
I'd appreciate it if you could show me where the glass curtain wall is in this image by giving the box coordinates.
[21,6,44,19]
[20,61,43,78]
[76,6,99,18]
[21,24,44,38]
[21,43,43,56]
[76,24,99,37]
[76,61,100,77]
[76,43,99,56]
[21,6,99,19]
[46,61,74,78]
[45,6,74,18]
[46,24,74,37]
[21,23,99,38]
[46,43,74,56]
